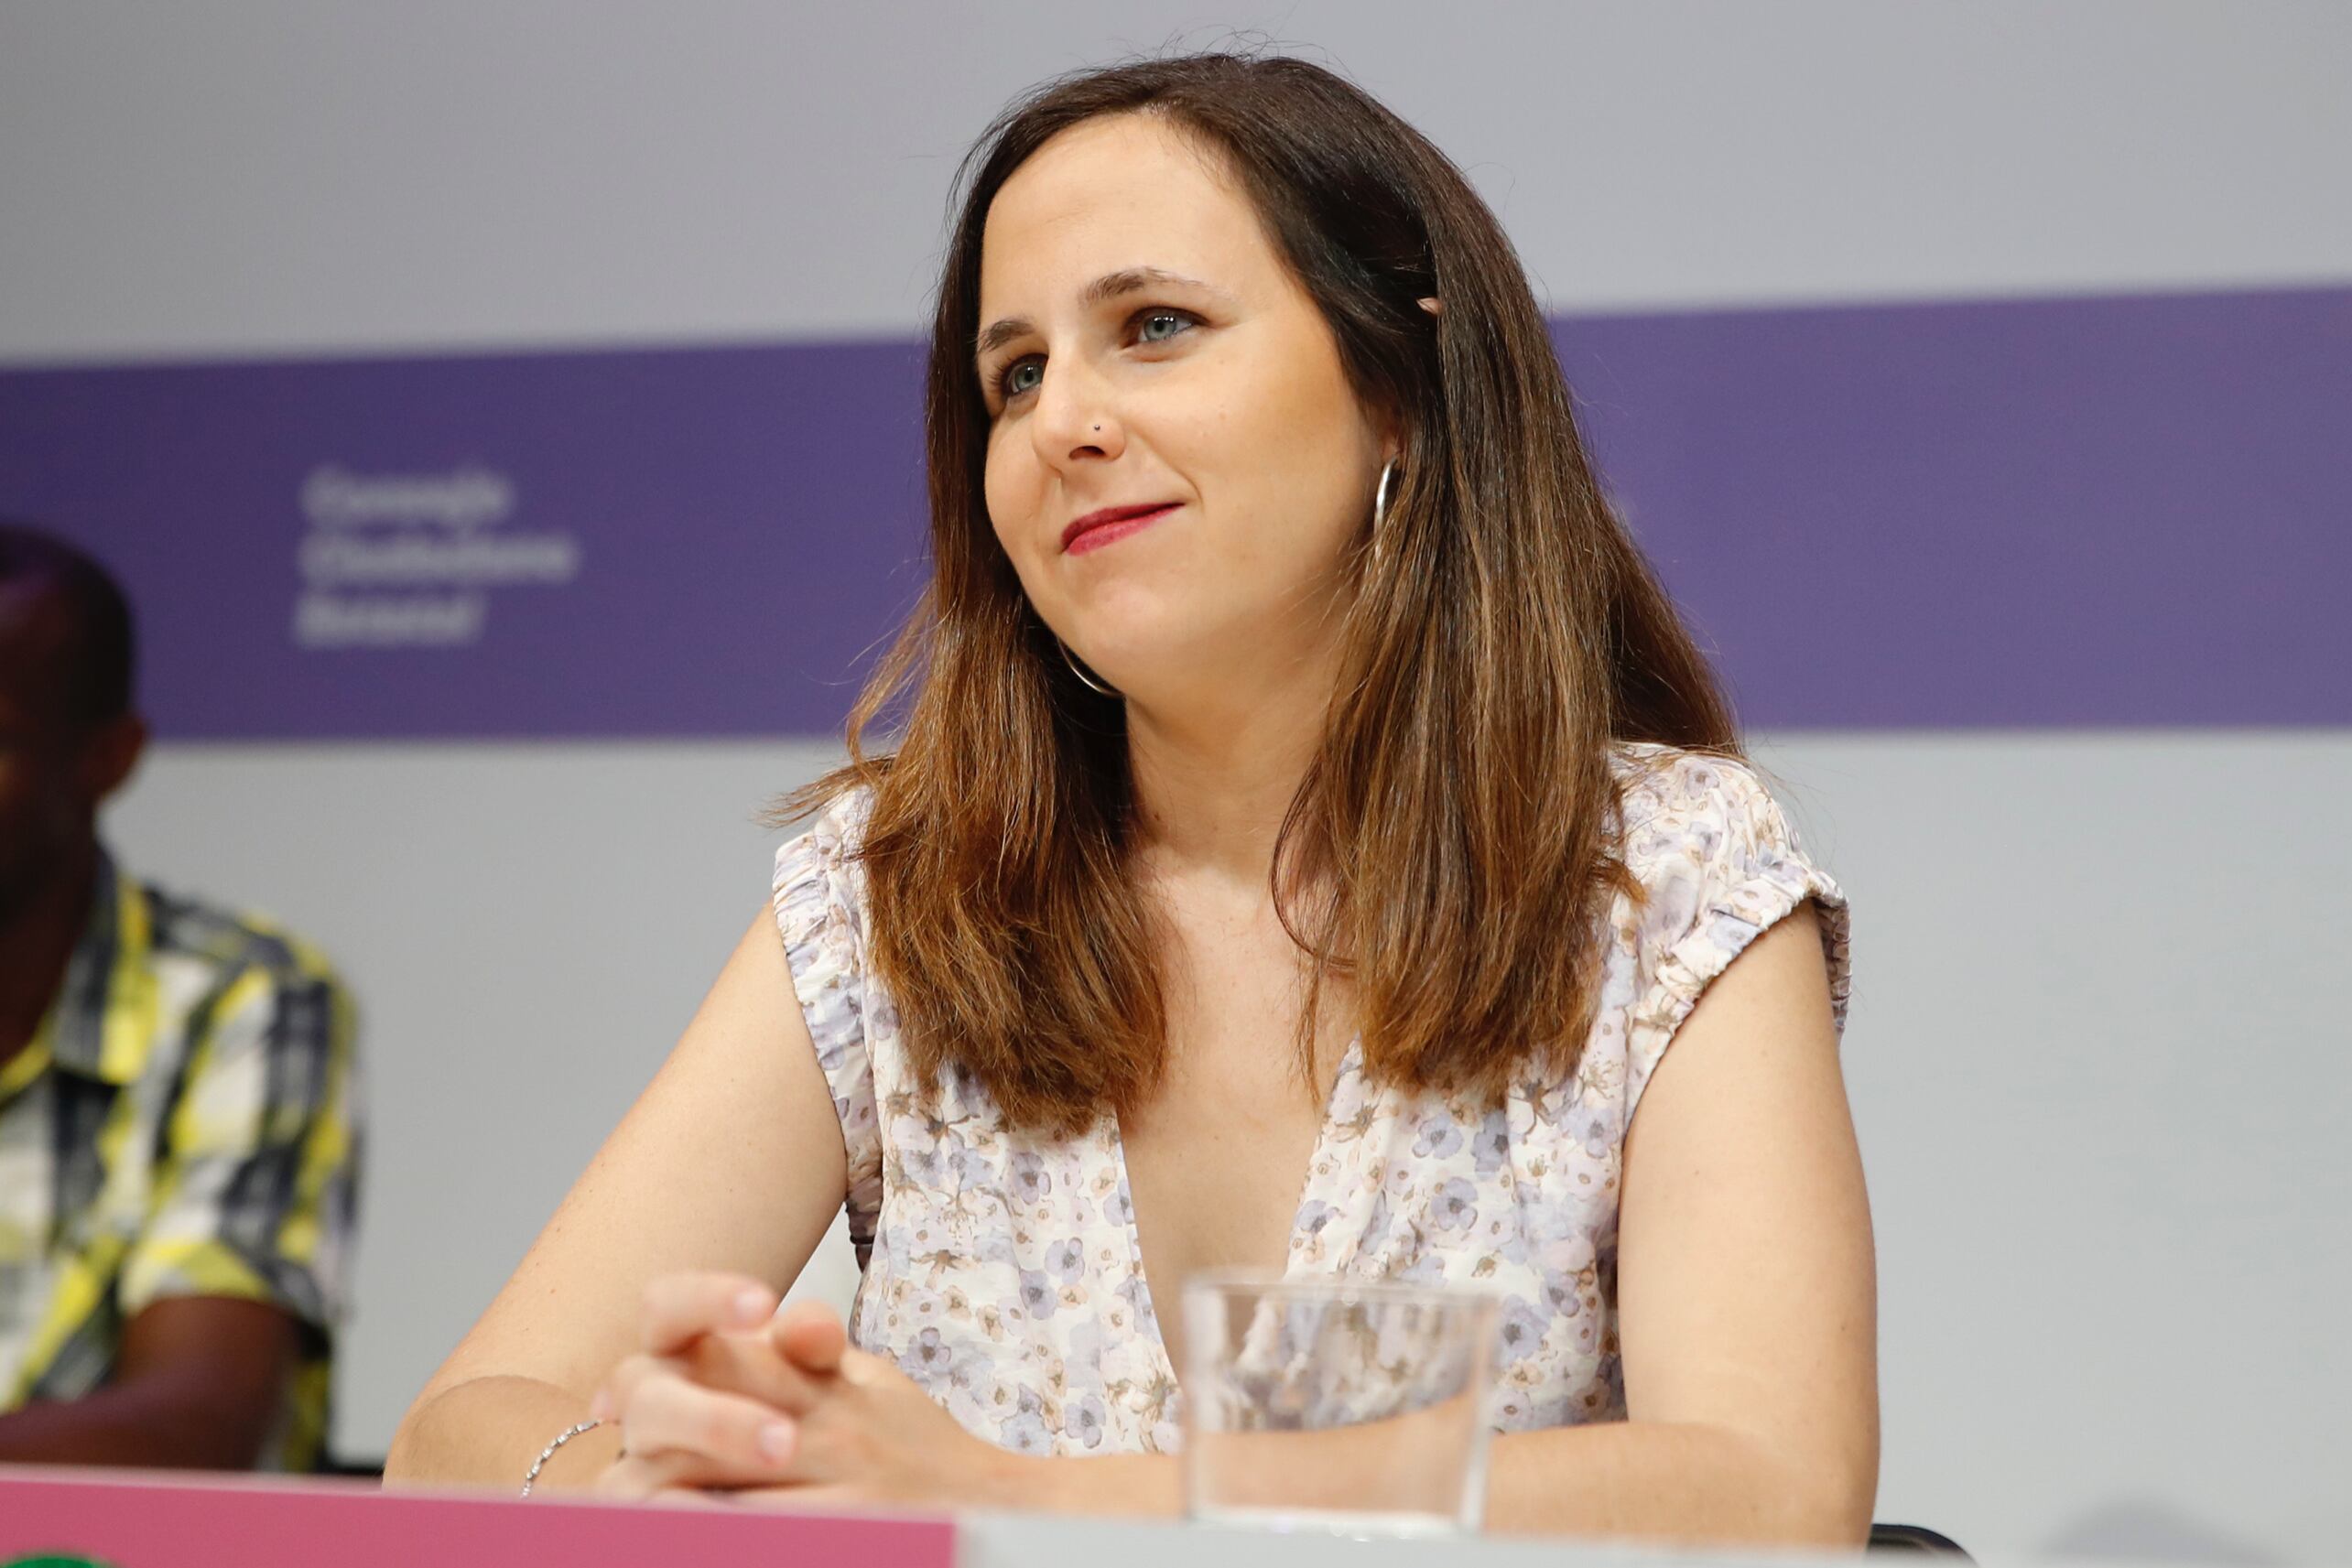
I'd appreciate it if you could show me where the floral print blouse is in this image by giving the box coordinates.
[769,743,1849,1456]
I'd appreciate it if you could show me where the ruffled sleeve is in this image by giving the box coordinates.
[772,795,883,1266]
[1617,750,1852,1123]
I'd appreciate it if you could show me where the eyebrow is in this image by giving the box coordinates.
[975,267,1225,362]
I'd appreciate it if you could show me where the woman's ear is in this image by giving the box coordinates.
[1416,297,1442,317]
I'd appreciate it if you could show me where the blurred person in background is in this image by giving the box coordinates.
[0,520,362,1471]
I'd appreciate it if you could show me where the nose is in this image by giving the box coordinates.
[1027,356,1124,470]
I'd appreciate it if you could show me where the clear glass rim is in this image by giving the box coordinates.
[1182,1268,1504,1309]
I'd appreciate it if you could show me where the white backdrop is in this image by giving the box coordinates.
[6,3,2350,1561]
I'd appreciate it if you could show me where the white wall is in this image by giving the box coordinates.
[1750,734,2352,1566]
[5,1,2349,359]
[7,3,2351,1562]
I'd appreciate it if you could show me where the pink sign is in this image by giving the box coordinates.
[0,1467,956,1568]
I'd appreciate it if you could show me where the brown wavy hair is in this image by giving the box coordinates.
[786,51,1736,1136]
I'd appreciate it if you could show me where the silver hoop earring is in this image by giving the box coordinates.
[1057,637,1121,698]
[1370,458,1400,568]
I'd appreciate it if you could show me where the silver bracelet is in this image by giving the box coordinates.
[519,1418,602,1498]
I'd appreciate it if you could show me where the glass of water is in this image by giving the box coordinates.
[1181,1271,1499,1539]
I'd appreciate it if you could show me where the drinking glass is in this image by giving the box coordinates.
[1181,1271,1498,1539]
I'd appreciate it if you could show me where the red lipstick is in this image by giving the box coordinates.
[1061,502,1179,556]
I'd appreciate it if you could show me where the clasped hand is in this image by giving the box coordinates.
[590,1272,1012,1509]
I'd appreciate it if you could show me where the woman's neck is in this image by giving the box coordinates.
[1122,642,1339,897]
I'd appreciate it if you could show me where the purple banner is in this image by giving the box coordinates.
[0,341,929,739]
[1555,287,2352,730]
[1,286,2345,739]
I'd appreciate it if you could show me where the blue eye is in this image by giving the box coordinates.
[998,358,1044,399]
[1136,308,1195,343]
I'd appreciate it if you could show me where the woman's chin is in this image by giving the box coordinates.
[1108,646,1301,717]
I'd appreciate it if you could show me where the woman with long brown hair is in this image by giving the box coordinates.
[389,51,1877,1543]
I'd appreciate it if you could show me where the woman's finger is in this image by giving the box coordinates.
[594,1450,698,1501]
[677,1327,824,1415]
[640,1272,780,1354]
[622,1370,800,1477]
[603,1464,730,1508]
[732,1482,862,1511]
[595,1348,686,1424]
[768,1300,849,1375]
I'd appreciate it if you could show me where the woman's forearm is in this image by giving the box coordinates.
[383,1374,623,1493]
[391,1373,1869,1546]
[1006,1419,1870,1548]
[1482,1419,1872,1546]
[1009,1449,1184,1518]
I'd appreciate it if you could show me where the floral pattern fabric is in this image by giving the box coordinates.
[770,744,1848,1455]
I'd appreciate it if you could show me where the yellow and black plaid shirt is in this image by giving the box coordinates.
[0,850,361,1470]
